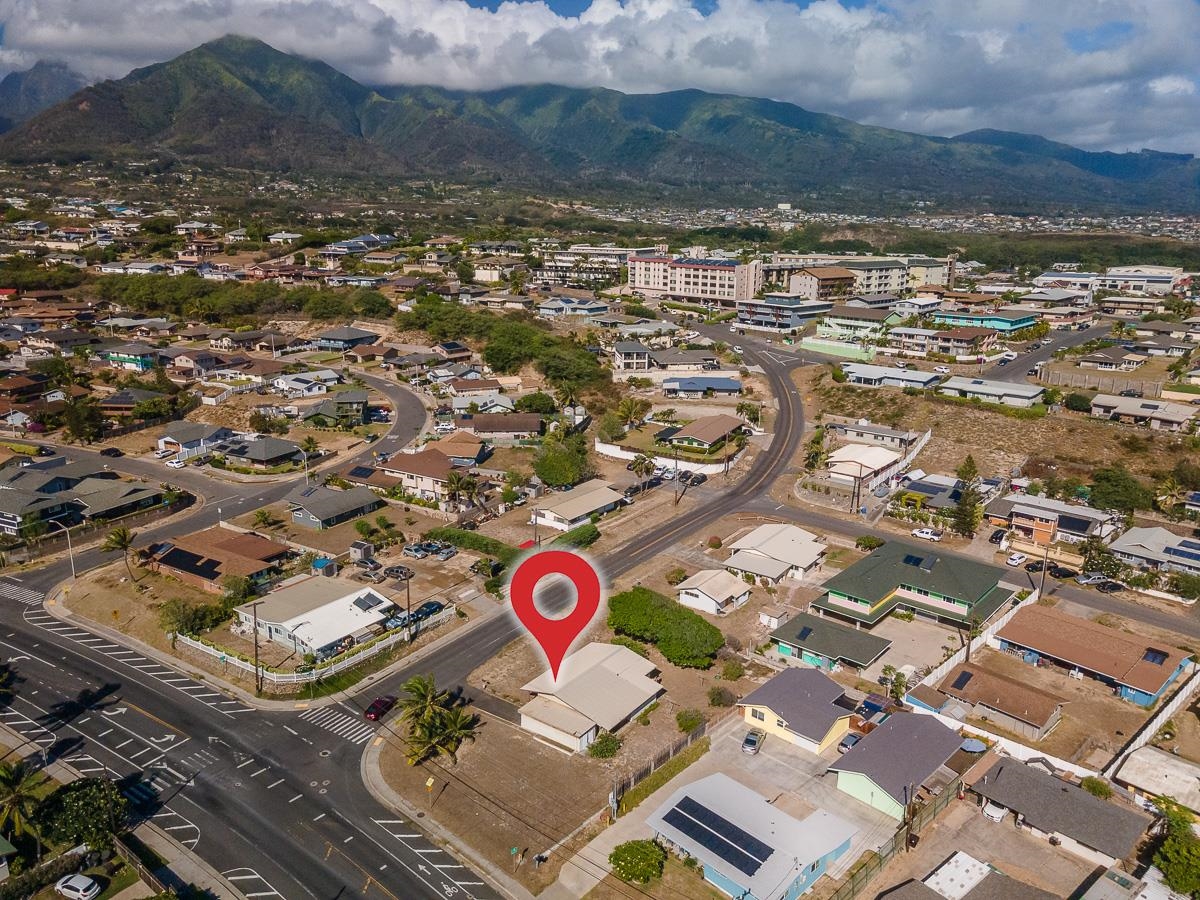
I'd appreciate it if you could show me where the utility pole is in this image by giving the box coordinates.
[47,519,75,580]
[405,576,413,642]
[1038,541,1050,599]
[249,600,264,694]
[672,446,681,506]
[532,507,540,547]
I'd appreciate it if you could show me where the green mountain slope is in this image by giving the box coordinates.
[0,61,87,132]
[3,35,1198,211]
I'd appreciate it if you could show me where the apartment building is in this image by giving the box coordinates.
[535,244,659,285]
[787,266,855,301]
[1096,265,1186,296]
[735,294,831,332]
[766,253,953,295]
[628,256,763,306]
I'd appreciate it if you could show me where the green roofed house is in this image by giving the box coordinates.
[810,541,1016,630]
[770,612,892,674]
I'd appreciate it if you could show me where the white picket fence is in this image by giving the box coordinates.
[175,607,455,685]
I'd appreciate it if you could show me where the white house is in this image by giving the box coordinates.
[235,578,395,657]
[273,374,328,396]
[827,444,903,490]
[518,643,663,751]
[676,569,751,615]
[724,523,826,584]
[530,479,624,532]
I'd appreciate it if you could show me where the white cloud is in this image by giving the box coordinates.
[0,0,1198,153]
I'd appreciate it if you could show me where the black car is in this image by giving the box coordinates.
[997,359,1009,367]
[35,445,55,456]
[471,559,503,577]
[626,461,636,471]
[623,484,642,498]
[1097,580,1124,594]
[1024,560,1046,573]
[678,471,694,485]
[412,601,446,621]
[988,529,1006,545]
[1119,389,1143,398]
[646,476,663,488]
[99,447,124,458]
[1048,565,1078,579]
[688,472,707,486]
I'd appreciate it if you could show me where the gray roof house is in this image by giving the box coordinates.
[971,758,1150,864]
[937,377,1045,408]
[828,714,963,819]
[212,437,305,469]
[768,611,892,672]
[156,423,235,453]
[1109,526,1200,576]
[284,485,383,529]
[737,667,856,752]
[314,326,379,351]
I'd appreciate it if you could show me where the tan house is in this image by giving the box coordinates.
[664,414,744,451]
[737,668,854,754]
[378,449,454,502]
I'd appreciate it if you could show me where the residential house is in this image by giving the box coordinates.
[887,327,941,356]
[983,493,1119,545]
[536,297,609,317]
[930,309,1038,333]
[938,377,1045,408]
[210,330,285,352]
[970,758,1151,866]
[840,364,940,390]
[531,479,624,531]
[1079,347,1148,371]
[725,523,826,583]
[156,423,234,454]
[1109,527,1200,577]
[767,612,892,673]
[663,414,744,452]
[1090,394,1195,431]
[788,266,857,301]
[647,773,857,900]
[829,421,923,453]
[843,293,901,310]
[930,327,999,358]
[100,343,162,372]
[453,413,544,441]
[676,569,751,615]
[210,437,304,470]
[344,345,399,365]
[827,443,903,489]
[300,391,369,427]
[829,714,963,819]
[447,377,504,397]
[169,349,222,378]
[1099,296,1166,316]
[284,484,383,530]
[893,295,942,318]
[912,663,1065,741]
[450,394,514,415]
[648,348,721,371]
[432,341,472,362]
[0,486,78,536]
[1009,305,1095,330]
[98,388,169,417]
[236,578,396,657]
[23,328,97,353]
[811,540,1016,629]
[0,373,51,403]
[1116,747,1200,816]
[314,326,378,352]
[377,449,454,504]
[661,377,743,398]
[427,431,489,467]
[995,605,1189,706]
[1131,335,1192,357]
[738,668,856,753]
[881,852,1059,900]
[145,527,290,594]
[273,374,329,397]
[519,642,663,751]
[817,307,901,341]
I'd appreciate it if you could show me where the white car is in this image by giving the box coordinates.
[982,801,1007,823]
[910,528,942,542]
[1000,351,1019,361]
[166,459,186,469]
[153,448,175,459]
[933,365,951,374]
[732,346,744,355]
[1006,552,1028,567]
[55,875,101,900]
[894,360,909,369]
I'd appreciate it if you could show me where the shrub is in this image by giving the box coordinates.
[708,686,735,707]
[722,659,745,681]
[609,840,665,884]
[552,523,601,548]
[1064,392,1093,412]
[1080,776,1113,799]
[706,535,722,549]
[611,636,649,658]
[588,731,622,759]
[855,535,885,551]
[665,567,688,586]
[425,527,518,566]
[676,708,705,733]
[636,700,659,725]
[609,587,724,668]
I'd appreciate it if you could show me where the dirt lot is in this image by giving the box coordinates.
[1154,695,1200,764]
[585,858,725,900]
[229,502,450,555]
[796,366,1192,481]
[968,647,1149,767]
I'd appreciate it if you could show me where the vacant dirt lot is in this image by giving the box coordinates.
[585,858,725,900]
[229,502,450,555]
[797,366,1191,480]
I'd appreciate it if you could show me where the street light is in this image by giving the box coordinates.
[46,519,75,580]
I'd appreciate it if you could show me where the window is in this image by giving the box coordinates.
[776,718,785,728]
[751,709,765,722]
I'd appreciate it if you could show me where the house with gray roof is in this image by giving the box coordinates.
[314,326,379,351]
[1109,526,1200,576]
[211,437,304,469]
[937,377,1045,408]
[284,485,382,530]
[970,758,1151,865]
[662,376,742,398]
[738,667,857,753]
[611,341,650,372]
[157,422,234,454]
[828,713,962,819]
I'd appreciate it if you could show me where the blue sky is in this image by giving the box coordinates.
[0,0,1197,153]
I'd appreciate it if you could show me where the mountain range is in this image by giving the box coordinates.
[1,35,1198,212]
[0,61,87,133]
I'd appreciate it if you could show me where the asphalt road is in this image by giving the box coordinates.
[980,322,1108,382]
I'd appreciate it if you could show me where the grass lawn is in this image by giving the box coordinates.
[619,426,735,463]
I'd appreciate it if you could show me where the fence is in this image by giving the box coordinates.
[826,777,962,900]
[1102,663,1200,778]
[113,834,169,895]
[174,607,456,687]
[593,439,737,475]
[917,591,1035,689]
[1042,368,1163,398]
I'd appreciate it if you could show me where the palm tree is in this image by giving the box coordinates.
[399,674,448,729]
[0,761,44,852]
[656,408,677,425]
[445,472,476,511]
[616,397,650,429]
[435,707,478,765]
[553,386,577,411]
[404,719,440,767]
[252,509,276,530]
[1156,477,1185,517]
[101,526,138,582]
[631,454,655,495]
[300,436,320,456]
[735,401,760,425]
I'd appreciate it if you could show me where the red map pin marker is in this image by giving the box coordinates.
[508,550,602,682]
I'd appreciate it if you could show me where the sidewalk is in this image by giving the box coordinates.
[0,721,242,900]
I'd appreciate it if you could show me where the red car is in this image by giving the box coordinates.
[364,695,397,721]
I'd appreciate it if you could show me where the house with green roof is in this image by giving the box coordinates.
[810,541,1016,629]
[769,612,892,673]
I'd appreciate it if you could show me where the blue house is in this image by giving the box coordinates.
[314,326,379,351]
[930,309,1038,333]
[996,605,1189,707]
[662,377,743,398]
[647,773,857,900]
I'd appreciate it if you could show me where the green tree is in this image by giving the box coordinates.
[951,455,983,537]
[28,355,77,388]
[434,706,478,765]
[221,575,254,606]
[399,674,448,730]
[62,396,104,444]
[1080,535,1123,578]
[609,840,665,884]
[533,434,593,487]
[735,400,761,425]
[595,411,625,443]
[300,436,320,455]
[1079,776,1113,799]
[1155,476,1186,517]
[36,778,128,851]
[252,509,277,529]
[354,519,375,540]
[445,471,478,510]
[1090,465,1153,512]
[588,731,622,759]
[0,761,45,845]
[1154,798,1200,895]
[101,525,138,581]
[616,396,651,428]
[631,454,655,495]
[1064,392,1092,412]
[514,391,556,414]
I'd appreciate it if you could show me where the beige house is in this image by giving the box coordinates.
[378,449,453,502]
[531,479,624,531]
[676,569,751,615]
[725,523,826,584]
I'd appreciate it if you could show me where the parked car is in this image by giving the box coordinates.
[436,547,458,561]
[383,565,414,580]
[1001,351,1019,361]
[894,360,909,369]
[35,445,55,457]
[988,528,1007,545]
[55,876,101,900]
[402,545,428,559]
[420,541,445,554]
[360,571,386,583]
[1026,368,1039,376]
[741,729,765,755]
[354,558,382,571]
[661,469,677,481]
[1024,559,1045,573]
[1075,572,1108,585]
[933,365,951,374]
[1119,389,1143,398]
[837,733,862,754]
[471,559,503,577]
[732,346,744,355]
[1097,580,1124,594]
[154,448,176,459]
[1048,565,1078,579]
[99,447,124,458]
[166,459,186,469]
[512,495,528,506]
[982,801,1007,823]
[364,695,397,721]
[996,359,1009,367]
[910,528,943,542]
[678,471,694,485]
[688,472,708,486]
[1005,552,1028,567]
[412,600,446,621]
[623,484,642,499]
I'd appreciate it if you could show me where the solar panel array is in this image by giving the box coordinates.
[950,670,973,691]
[1166,539,1200,564]
[354,594,383,612]
[662,796,773,878]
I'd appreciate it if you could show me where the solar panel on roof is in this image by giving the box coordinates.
[348,466,374,478]
[353,595,382,612]
[662,808,764,878]
[798,626,813,641]
[950,670,973,691]
[1180,539,1200,551]
[1165,546,1200,563]
[1143,649,1168,665]
[676,797,773,862]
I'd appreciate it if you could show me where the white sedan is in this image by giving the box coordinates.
[166,459,186,469]
[933,365,951,374]
[910,528,943,542]
[1006,552,1028,567]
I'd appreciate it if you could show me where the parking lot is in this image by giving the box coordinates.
[862,616,962,684]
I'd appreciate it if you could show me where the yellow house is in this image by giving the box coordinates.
[737,668,854,754]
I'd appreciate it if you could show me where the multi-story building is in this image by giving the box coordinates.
[735,295,831,332]
[1032,271,1100,292]
[816,307,901,341]
[787,266,855,301]
[628,256,763,306]
[929,309,1038,333]
[1098,295,1168,316]
[535,244,659,286]
[766,253,953,296]
[1096,265,1187,296]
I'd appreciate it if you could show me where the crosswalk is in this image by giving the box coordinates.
[297,706,378,745]
[0,579,45,606]
[222,868,284,898]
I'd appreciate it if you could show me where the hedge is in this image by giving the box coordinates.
[552,523,601,549]
[608,587,723,669]
[425,527,519,566]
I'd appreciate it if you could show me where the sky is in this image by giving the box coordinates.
[0,0,1197,154]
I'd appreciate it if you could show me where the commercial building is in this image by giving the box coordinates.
[537,244,658,285]
[930,309,1038,333]
[937,377,1045,408]
[817,307,901,341]
[628,256,763,305]
[1096,265,1186,296]
[735,294,831,332]
[647,773,857,900]
[235,578,396,658]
